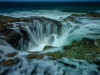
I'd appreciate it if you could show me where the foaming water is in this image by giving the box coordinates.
[0,48,100,75]
[57,17,100,46]
[8,16,100,52]
[0,10,73,19]
[0,16,100,75]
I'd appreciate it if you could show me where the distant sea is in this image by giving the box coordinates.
[0,2,100,19]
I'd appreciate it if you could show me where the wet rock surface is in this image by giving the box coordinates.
[24,38,100,62]
[71,12,100,17]
[2,29,22,48]
[26,53,44,59]
[0,58,19,66]
[42,38,100,62]
[43,45,55,51]
[6,52,18,57]
[0,15,62,50]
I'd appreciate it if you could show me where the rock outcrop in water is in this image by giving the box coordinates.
[43,45,55,51]
[42,38,100,62]
[8,38,99,62]
[0,58,19,66]
[0,15,62,50]
[6,52,18,57]
[71,12,100,17]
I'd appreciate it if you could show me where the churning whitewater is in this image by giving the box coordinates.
[7,15,100,52]
[0,13,100,75]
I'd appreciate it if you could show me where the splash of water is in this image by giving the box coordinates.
[9,16,100,52]
[0,16,100,75]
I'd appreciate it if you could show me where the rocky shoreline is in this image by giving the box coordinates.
[0,12,100,66]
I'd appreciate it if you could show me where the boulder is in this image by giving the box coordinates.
[20,28,29,40]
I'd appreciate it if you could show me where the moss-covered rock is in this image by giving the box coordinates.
[43,45,55,51]
[0,15,20,24]
[25,38,100,62]
[26,54,44,59]
[6,52,18,57]
[86,12,100,17]
[95,39,100,48]
[63,45,73,50]
[0,58,19,66]
[63,38,100,62]
[71,12,100,17]
[71,38,96,48]
[44,51,63,60]
[71,14,85,17]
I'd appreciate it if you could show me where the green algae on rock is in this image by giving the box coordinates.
[43,45,56,51]
[25,38,100,62]
[86,12,100,17]
[63,38,100,62]
[71,12,100,17]
[26,54,44,59]
[6,52,18,57]
[95,39,100,48]
[0,58,19,66]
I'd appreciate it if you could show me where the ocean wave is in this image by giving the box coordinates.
[0,9,74,19]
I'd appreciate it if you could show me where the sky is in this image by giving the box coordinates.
[0,0,100,2]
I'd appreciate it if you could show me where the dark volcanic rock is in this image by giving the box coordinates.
[2,29,22,48]
[0,22,6,32]
[20,27,29,40]
[0,15,62,50]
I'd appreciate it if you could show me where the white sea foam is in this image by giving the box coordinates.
[0,9,73,19]
[95,10,100,13]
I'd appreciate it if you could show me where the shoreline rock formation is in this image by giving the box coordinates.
[0,12,100,66]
